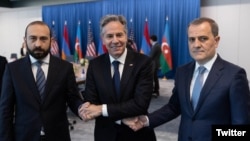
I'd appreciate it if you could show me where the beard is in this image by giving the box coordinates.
[26,45,50,60]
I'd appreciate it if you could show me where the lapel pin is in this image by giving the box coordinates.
[129,64,133,66]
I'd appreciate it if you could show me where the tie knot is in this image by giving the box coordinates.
[112,61,120,68]
[198,66,206,74]
[35,61,43,67]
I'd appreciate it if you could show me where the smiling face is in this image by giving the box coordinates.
[101,21,127,59]
[188,21,220,65]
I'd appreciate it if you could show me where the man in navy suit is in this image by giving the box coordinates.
[124,17,250,141]
[78,15,156,141]
[0,21,84,141]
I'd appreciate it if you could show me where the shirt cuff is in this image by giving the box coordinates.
[102,104,108,117]
[145,116,150,127]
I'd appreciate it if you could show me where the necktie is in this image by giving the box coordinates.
[112,61,120,98]
[36,61,46,101]
[191,66,206,110]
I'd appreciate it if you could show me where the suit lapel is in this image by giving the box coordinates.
[22,56,42,103]
[184,62,196,113]
[102,55,118,101]
[119,52,135,100]
[43,56,59,102]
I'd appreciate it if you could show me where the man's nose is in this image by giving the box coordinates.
[35,39,42,47]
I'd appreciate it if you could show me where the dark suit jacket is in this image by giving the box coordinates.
[84,50,156,141]
[148,55,250,141]
[0,55,83,141]
[149,42,161,69]
[0,56,7,96]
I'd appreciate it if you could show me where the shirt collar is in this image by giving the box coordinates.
[109,48,127,65]
[195,53,217,72]
[29,54,50,65]
[152,41,157,46]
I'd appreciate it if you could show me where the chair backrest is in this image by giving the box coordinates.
[10,53,18,59]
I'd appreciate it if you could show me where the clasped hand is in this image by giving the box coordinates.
[78,102,102,121]
[78,102,147,131]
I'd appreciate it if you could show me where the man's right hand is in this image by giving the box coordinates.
[122,115,148,131]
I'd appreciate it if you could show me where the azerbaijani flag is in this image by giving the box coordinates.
[160,17,173,74]
[74,21,83,62]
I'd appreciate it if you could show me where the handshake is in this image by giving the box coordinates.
[122,115,149,131]
[78,102,148,131]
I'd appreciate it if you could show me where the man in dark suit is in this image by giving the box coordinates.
[149,35,162,97]
[124,17,250,141]
[0,21,84,141]
[79,15,156,141]
[0,55,7,96]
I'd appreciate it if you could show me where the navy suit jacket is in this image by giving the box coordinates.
[148,55,250,141]
[84,50,156,141]
[0,55,83,141]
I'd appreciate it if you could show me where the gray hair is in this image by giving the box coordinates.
[100,14,128,36]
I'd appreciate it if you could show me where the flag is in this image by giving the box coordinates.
[74,21,83,62]
[50,21,60,57]
[160,17,173,74]
[61,21,71,60]
[140,18,151,55]
[128,18,137,52]
[86,20,97,58]
[97,38,107,56]
[97,39,104,56]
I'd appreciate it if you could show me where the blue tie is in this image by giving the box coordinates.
[191,66,206,110]
[112,61,120,98]
[36,61,46,101]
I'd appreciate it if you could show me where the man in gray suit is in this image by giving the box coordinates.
[0,21,84,141]
[124,17,250,141]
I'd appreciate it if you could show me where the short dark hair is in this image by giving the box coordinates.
[150,35,157,41]
[25,21,51,37]
[188,17,219,37]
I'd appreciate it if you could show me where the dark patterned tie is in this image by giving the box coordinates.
[191,66,206,110]
[112,61,120,98]
[36,61,46,101]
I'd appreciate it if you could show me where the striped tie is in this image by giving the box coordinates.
[36,61,46,101]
